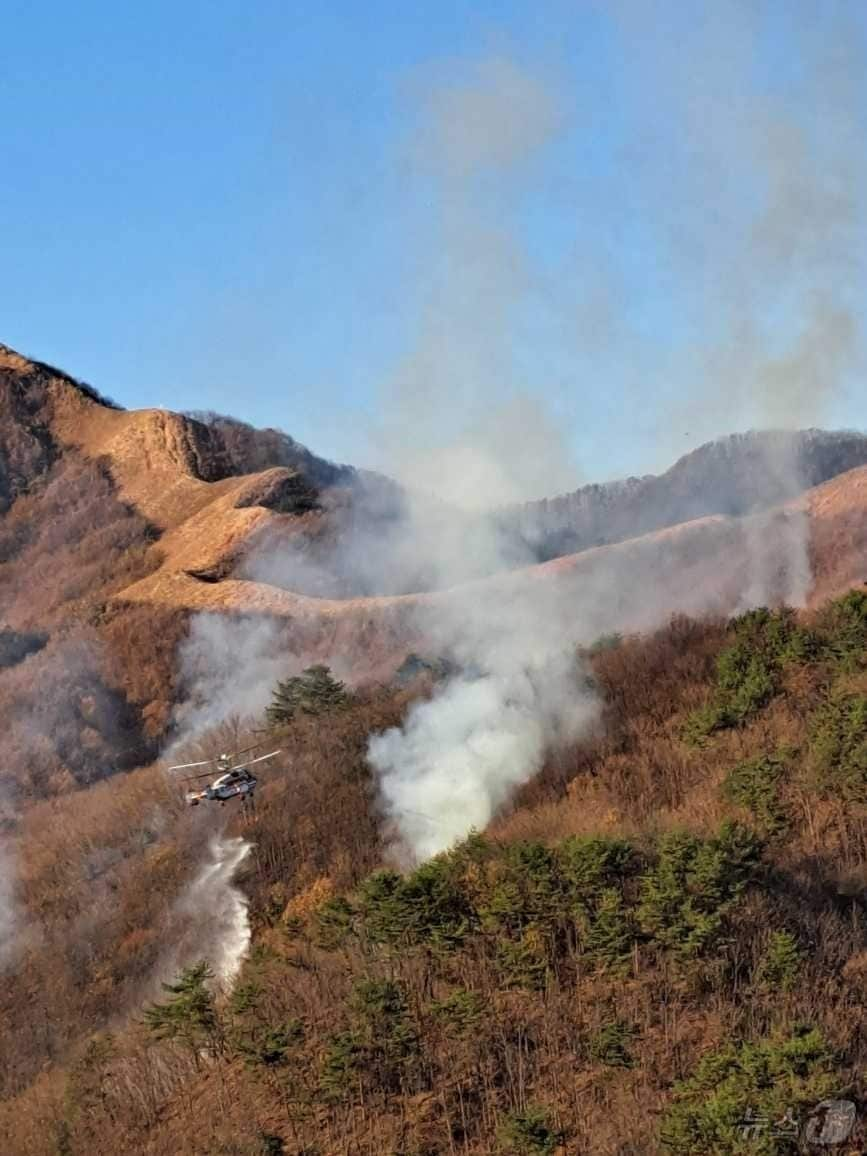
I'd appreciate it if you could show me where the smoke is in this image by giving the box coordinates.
[0,633,139,972]
[157,612,297,991]
[179,11,866,865]
[360,59,598,858]
[365,10,865,859]
[610,1,864,434]
[172,614,308,739]
[241,475,535,597]
[372,53,581,510]
[666,1,864,608]
[159,621,280,991]
[370,615,597,859]
[609,0,865,570]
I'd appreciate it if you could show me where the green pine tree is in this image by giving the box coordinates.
[588,1019,635,1068]
[143,961,222,1057]
[756,931,803,992]
[583,887,633,968]
[496,1104,563,1155]
[265,665,350,728]
[660,1027,839,1154]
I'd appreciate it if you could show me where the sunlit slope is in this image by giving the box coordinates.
[3,342,867,684]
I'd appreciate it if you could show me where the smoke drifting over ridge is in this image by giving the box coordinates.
[180,6,866,863]
[649,1,864,607]
[365,9,866,860]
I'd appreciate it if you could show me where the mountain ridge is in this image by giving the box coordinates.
[3,342,867,1154]
[510,427,867,559]
[1,339,867,796]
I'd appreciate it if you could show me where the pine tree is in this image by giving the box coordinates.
[756,931,803,991]
[588,1019,634,1067]
[143,961,222,1057]
[265,665,349,728]
[496,1104,563,1155]
[584,887,633,968]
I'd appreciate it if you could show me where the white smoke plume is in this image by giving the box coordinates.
[181,11,866,866]
[172,615,294,739]
[350,54,592,860]
[371,53,582,510]
[370,628,596,860]
[365,10,866,860]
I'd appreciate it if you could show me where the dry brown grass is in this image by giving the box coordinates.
[3,607,867,1154]
[4,346,867,1152]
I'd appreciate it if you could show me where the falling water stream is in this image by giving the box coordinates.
[189,834,253,987]
[154,832,253,993]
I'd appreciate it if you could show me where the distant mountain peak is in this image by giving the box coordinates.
[509,426,867,561]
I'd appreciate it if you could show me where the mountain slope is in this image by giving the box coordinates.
[511,428,867,559]
[2,340,867,795]
[7,597,867,1154]
[113,464,867,696]
[3,343,867,1154]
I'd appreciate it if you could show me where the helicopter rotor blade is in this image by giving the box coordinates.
[168,759,214,772]
[231,739,276,761]
[179,770,219,783]
[245,749,282,766]
[227,750,282,774]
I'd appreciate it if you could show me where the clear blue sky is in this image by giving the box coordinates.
[2,0,866,487]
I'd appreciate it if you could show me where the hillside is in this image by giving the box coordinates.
[5,597,867,1153]
[3,341,867,805]
[510,429,867,561]
[0,344,360,799]
[3,343,867,1153]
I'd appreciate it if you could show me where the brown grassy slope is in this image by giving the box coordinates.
[808,464,867,604]
[119,484,867,683]
[4,343,867,691]
[1,343,337,575]
[5,604,867,1154]
[0,350,198,802]
[115,460,867,682]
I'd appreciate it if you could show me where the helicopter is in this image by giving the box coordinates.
[168,742,282,808]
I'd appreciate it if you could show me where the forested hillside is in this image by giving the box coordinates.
[5,593,867,1154]
[4,344,867,1153]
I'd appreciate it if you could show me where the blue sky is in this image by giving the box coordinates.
[2,0,866,488]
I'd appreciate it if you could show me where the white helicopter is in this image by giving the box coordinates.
[168,742,282,807]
